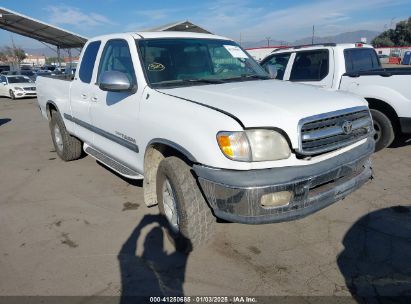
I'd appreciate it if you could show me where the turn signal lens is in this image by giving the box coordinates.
[217,131,251,161]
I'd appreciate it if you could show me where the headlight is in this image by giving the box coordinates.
[217,129,291,162]
[14,87,23,91]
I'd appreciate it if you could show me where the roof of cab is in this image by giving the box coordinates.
[87,31,231,42]
[272,43,374,53]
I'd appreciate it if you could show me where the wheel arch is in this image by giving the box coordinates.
[143,139,197,207]
[45,100,59,121]
[366,98,400,132]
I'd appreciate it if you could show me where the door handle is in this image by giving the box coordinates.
[91,97,98,102]
[81,94,87,99]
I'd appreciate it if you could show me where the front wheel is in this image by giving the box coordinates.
[370,109,395,152]
[9,90,15,100]
[156,156,215,252]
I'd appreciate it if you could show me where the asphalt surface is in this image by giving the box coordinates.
[1,97,410,299]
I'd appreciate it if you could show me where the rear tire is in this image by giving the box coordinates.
[156,156,215,252]
[9,90,15,100]
[370,109,395,152]
[49,111,82,161]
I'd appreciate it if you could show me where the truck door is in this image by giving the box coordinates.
[88,38,142,171]
[69,40,101,143]
[287,48,334,88]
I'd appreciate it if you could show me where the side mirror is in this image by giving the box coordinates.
[98,71,135,92]
[265,64,278,79]
[2,82,6,85]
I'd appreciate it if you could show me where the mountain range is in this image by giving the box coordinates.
[240,30,380,48]
[22,30,381,56]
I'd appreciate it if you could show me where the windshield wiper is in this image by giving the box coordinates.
[222,74,271,82]
[183,78,224,84]
[153,78,224,86]
[243,74,271,80]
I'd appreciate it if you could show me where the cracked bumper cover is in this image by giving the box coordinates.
[193,138,374,224]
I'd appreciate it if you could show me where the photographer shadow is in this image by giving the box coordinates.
[118,214,190,303]
[337,205,411,302]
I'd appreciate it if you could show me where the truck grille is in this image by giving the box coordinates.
[298,107,373,155]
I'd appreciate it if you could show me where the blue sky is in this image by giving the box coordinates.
[0,0,409,49]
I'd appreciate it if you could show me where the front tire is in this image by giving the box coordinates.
[156,156,215,252]
[370,109,395,152]
[49,111,82,161]
[9,90,15,100]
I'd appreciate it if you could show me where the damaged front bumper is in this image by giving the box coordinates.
[193,138,374,224]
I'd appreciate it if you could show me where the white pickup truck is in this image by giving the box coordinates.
[260,43,411,151]
[37,32,374,250]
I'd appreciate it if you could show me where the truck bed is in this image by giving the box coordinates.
[38,74,74,81]
[343,68,411,77]
[36,75,72,121]
[340,69,411,119]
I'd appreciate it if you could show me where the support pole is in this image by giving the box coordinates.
[312,25,315,45]
[57,46,61,68]
[68,48,72,75]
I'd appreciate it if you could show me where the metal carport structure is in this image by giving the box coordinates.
[147,20,212,34]
[0,7,88,65]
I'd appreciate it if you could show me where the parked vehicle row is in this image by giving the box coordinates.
[1,65,77,82]
[36,31,374,251]
[260,43,411,151]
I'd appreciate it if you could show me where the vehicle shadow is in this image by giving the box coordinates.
[389,135,411,148]
[0,118,11,126]
[118,214,190,303]
[337,205,411,302]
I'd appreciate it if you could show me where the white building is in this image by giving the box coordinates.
[21,54,46,67]
[375,46,411,58]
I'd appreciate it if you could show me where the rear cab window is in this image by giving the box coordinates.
[344,48,381,73]
[290,50,329,81]
[79,41,101,83]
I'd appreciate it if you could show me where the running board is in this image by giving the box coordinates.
[84,144,143,180]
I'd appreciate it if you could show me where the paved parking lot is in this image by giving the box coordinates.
[1,97,410,299]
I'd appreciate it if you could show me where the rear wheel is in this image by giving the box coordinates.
[49,111,82,161]
[156,156,215,252]
[370,109,395,152]
[9,90,15,100]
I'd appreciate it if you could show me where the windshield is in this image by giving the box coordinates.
[7,76,32,83]
[137,38,269,87]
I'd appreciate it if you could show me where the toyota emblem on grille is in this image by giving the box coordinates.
[342,121,353,134]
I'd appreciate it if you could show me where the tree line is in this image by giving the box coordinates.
[372,17,411,47]
[0,46,26,64]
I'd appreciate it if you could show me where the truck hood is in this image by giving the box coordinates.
[158,80,368,148]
